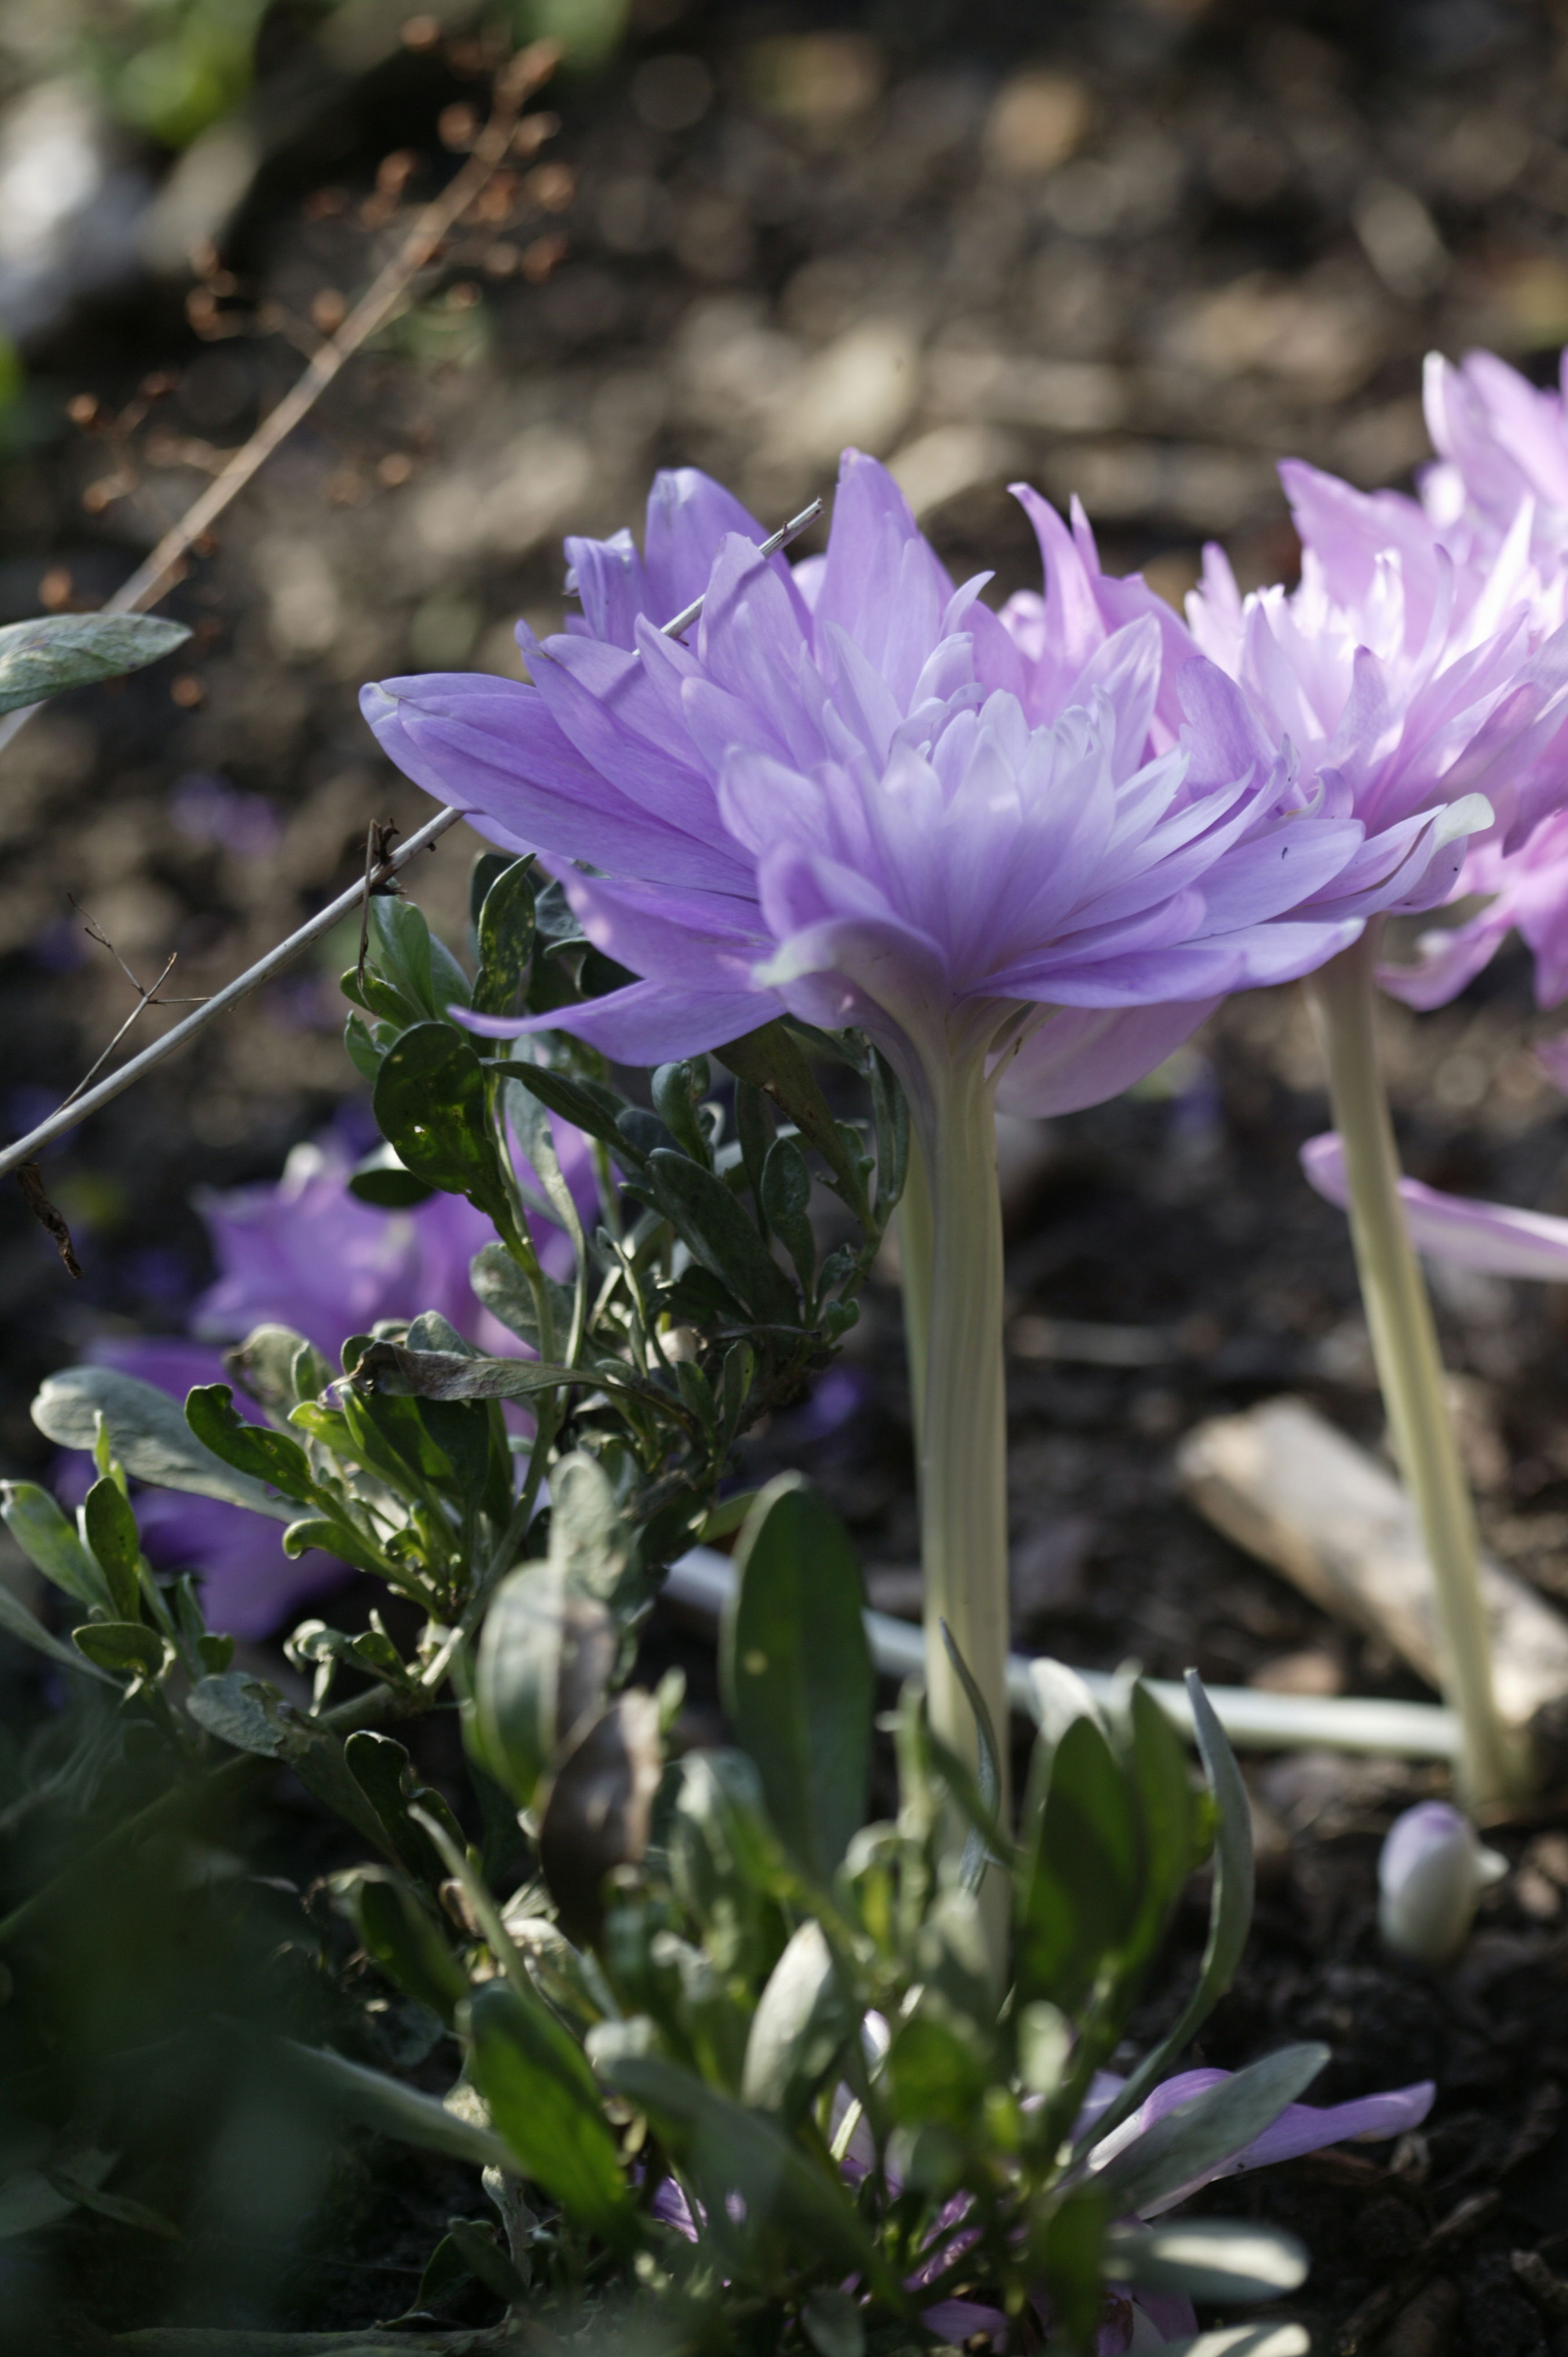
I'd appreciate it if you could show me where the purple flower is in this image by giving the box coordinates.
[362,448,1489,1841]
[659,2047,1430,2350]
[1186,459,1568,876]
[361,451,1409,1132]
[1302,1130,1568,1283]
[1078,2065,1433,2218]
[62,1125,597,1638]
[1421,347,1568,571]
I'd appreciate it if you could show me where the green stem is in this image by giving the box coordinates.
[898,1127,934,1447]
[919,1058,1011,1953]
[1309,930,1525,1810]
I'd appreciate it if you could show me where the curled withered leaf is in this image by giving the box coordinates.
[538,1689,663,1944]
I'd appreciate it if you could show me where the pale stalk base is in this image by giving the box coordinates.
[898,1129,934,1449]
[918,1066,1011,1961]
[1309,933,1526,1810]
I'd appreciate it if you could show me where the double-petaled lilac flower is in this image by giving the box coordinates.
[360,452,1454,1130]
[63,1126,594,1637]
[1421,346,1568,571]
[1186,459,1568,883]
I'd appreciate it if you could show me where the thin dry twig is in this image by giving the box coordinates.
[61,899,208,1105]
[0,35,563,770]
[357,818,402,988]
[17,1161,82,1278]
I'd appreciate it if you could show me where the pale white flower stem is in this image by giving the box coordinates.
[897,1129,934,1444]
[917,1056,1012,1958]
[1309,927,1526,1811]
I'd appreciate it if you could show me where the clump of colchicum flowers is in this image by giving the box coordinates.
[364,448,1524,1885]
[16,349,1568,2347]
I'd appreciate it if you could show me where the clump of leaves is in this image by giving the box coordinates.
[295,1476,1312,2357]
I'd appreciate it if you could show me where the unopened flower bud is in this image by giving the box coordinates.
[1378,1801,1507,1965]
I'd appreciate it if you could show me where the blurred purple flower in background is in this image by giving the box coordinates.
[59,1123,596,1638]
[168,771,284,858]
[1303,1130,1568,1285]
[1188,458,1568,875]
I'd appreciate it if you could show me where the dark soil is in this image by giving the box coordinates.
[7,2,1568,2348]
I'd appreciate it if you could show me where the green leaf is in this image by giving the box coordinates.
[281,1517,390,1580]
[442,2214,528,2302]
[801,2287,865,2357]
[605,2051,890,2291]
[344,1009,389,1086]
[550,1451,631,1603]
[938,1620,1005,1895]
[721,1475,872,1879]
[652,1058,713,1166]
[0,1481,106,1608]
[0,612,189,715]
[186,1674,393,1854]
[0,1579,116,1682]
[885,2005,992,2130]
[71,1622,169,1682]
[366,894,470,1020]
[713,1022,872,1218]
[185,1671,293,1756]
[869,1047,909,1223]
[1035,2186,1108,2348]
[1090,2045,1329,2220]
[1081,1671,1255,2151]
[31,1367,293,1519]
[344,1730,465,1887]
[347,1143,435,1208]
[344,1868,470,2026]
[469,1239,573,1354]
[734,1080,776,1227]
[82,1476,144,1620]
[1015,1712,1142,2015]
[497,1060,632,1162]
[224,1323,325,1412]
[667,1749,781,1982]
[347,1338,662,1416]
[0,2151,115,2237]
[647,1150,800,1326]
[502,1068,586,1301]
[760,1137,815,1296]
[281,2039,513,2172]
[467,862,535,1018]
[472,1560,616,1807]
[45,2166,178,2239]
[739,1920,850,2124]
[1104,2218,1308,2304]
[372,1022,507,1217]
[184,1386,316,1502]
[463,1979,635,2246]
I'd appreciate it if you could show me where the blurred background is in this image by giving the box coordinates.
[3,0,1568,1702]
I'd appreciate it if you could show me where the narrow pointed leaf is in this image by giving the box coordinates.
[0,612,189,713]
[721,1475,873,1879]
